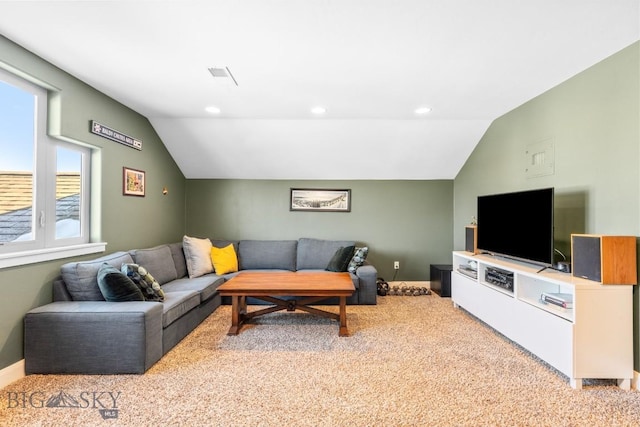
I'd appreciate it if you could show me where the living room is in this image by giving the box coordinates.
[0,2,638,424]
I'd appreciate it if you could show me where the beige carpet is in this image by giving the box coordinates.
[2,295,640,426]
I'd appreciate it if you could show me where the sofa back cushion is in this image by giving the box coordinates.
[238,240,297,271]
[212,239,239,252]
[129,245,178,285]
[297,238,356,270]
[168,242,188,278]
[52,279,73,302]
[61,251,134,301]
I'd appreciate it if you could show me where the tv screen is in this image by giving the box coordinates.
[476,187,554,266]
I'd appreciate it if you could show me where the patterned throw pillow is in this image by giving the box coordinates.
[347,246,369,274]
[121,263,165,302]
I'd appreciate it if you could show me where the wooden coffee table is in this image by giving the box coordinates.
[217,271,355,336]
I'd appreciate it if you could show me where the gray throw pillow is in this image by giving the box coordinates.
[97,263,144,302]
[326,246,356,272]
[182,235,214,278]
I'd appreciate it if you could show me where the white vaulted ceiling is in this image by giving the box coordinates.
[0,1,637,179]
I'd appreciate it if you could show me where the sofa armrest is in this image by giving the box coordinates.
[355,263,378,304]
[24,301,163,374]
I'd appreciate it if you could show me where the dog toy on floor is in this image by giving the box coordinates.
[377,278,430,296]
[388,285,430,296]
[376,278,390,296]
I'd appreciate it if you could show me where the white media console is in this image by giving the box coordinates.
[451,251,633,389]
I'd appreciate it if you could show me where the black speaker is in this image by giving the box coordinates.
[571,235,601,282]
[465,225,477,254]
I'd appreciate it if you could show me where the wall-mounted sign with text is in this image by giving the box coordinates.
[90,120,142,150]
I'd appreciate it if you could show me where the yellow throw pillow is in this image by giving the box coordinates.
[210,244,239,275]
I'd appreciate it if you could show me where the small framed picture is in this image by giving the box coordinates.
[123,167,145,197]
[290,188,351,212]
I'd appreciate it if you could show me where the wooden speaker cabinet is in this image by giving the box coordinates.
[571,234,637,285]
[465,225,478,254]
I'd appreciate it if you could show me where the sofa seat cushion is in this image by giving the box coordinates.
[61,252,134,301]
[297,238,356,270]
[129,245,178,285]
[161,275,225,303]
[238,240,297,271]
[161,291,201,328]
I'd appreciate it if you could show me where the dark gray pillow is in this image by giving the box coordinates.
[97,263,144,302]
[326,246,356,272]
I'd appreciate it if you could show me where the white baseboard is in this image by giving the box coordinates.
[0,359,25,389]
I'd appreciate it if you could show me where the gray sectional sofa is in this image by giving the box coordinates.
[24,238,377,375]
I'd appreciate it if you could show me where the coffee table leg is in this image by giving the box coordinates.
[228,295,242,335]
[339,296,349,337]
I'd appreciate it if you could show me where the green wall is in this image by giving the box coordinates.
[2,34,637,377]
[185,179,454,281]
[0,36,187,370]
[453,42,640,368]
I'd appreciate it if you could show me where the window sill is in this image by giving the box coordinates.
[0,243,107,269]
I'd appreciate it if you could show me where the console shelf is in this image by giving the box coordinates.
[452,251,634,389]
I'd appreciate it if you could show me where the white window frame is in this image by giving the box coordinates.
[0,67,105,269]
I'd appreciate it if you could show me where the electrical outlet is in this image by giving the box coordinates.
[394,261,400,270]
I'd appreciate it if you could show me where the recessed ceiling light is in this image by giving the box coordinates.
[205,106,221,114]
[311,106,327,115]
[415,107,432,115]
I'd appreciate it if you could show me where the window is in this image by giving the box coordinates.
[0,67,103,267]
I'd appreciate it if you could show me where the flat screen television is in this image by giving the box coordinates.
[476,187,554,266]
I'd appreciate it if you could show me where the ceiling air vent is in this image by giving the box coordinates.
[208,66,238,86]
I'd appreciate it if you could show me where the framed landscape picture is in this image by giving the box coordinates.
[290,188,351,212]
[123,167,145,197]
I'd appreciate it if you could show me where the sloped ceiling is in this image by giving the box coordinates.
[0,1,637,179]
